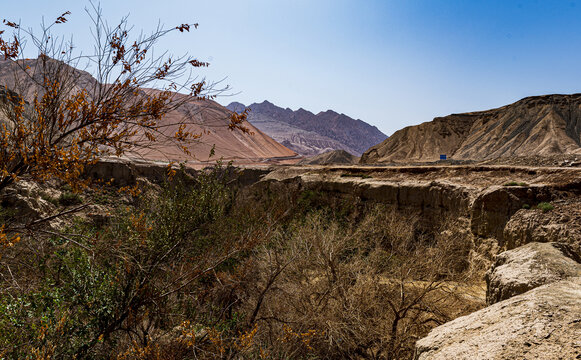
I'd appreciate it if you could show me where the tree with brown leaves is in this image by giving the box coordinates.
[0,3,249,193]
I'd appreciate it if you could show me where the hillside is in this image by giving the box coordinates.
[298,150,359,165]
[361,94,581,164]
[0,58,296,164]
[132,92,297,163]
[227,100,387,156]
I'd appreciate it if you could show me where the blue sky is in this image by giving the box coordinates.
[2,1,581,135]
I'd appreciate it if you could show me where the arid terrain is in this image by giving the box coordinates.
[35,157,581,359]
[1,51,581,360]
[0,58,299,166]
[248,161,581,359]
[2,2,581,357]
[362,94,581,164]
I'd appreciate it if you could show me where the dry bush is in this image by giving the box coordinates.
[0,175,484,359]
[240,205,483,359]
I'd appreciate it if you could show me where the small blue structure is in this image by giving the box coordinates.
[439,154,447,160]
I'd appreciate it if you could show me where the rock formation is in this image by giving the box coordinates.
[253,164,581,247]
[485,242,581,304]
[415,276,581,360]
[361,94,581,164]
[226,100,387,156]
[415,242,581,360]
[298,150,359,165]
[248,165,581,359]
[503,202,581,251]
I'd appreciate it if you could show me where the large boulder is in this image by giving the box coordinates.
[485,242,581,304]
[503,205,581,253]
[415,276,581,360]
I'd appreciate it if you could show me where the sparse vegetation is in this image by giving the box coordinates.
[537,202,554,212]
[341,173,372,179]
[0,167,483,359]
[503,181,528,186]
[522,203,531,209]
[58,191,83,206]
[0,6,487,360]
[39,191,59,206]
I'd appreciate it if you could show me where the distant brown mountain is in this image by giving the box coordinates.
[361,94,581,164]
[298,150,359,165]
[227,100,387,156]
[0,58,296,164]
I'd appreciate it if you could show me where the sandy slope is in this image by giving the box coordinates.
[362,94,581,163]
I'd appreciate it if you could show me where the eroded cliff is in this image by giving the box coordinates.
[249,164,581,253]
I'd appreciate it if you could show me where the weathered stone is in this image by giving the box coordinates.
[415,276,581,360]
[470,185,552,245]
[1,181,56,222]
[485,242,581,305]
[504,206,581,253]
[486,242,581,304]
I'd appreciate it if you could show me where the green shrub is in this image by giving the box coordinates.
[536,202,554,212]
[60,183,72,192]
[40,191,59,206]
[522,203,531,209]
[0,166,237,358]
[58,192,83,206]
[504,181,528,186]
[92,191,111,205]
[0,164,481,359]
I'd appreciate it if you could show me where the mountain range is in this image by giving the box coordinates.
[8,58,581,167]
[0,58,296,164]
[361,94,581,164]
[227,100,387,156]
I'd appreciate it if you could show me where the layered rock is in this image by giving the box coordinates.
[361,94,581,164]
[416,241,581,359]
[227,100,387,156]
[470,185,553,245]
[504,202,581,252]
[255,165,579,246]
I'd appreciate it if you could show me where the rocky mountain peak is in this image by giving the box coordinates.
[226,100,387,156]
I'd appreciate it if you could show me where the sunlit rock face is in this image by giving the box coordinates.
[485,242,581,304]
[415,275,581,360]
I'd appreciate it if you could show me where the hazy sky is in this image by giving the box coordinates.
[2,1,581,135]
